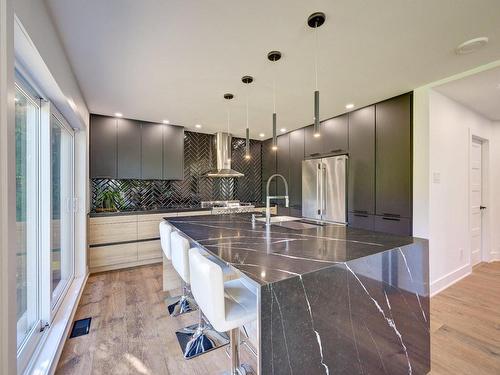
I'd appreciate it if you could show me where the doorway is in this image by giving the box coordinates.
[470,137,485,266]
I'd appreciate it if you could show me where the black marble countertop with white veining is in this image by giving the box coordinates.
[165,213,418,285]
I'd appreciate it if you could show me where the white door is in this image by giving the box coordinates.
[470,139,483,266]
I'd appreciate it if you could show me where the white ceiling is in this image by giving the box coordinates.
[435,65,500,121]
[45,0,500,138]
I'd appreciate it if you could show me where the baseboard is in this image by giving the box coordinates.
[430,263,471,297]
[490,252,500,262]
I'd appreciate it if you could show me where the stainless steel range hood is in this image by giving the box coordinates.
[206,132,244,178]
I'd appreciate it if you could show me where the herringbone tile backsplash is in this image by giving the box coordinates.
[91,131,262,211]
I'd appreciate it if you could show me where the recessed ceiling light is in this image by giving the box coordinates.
[345,103,355,109]
[195,124,202,128]
[280,128,286,133]
[114,112,123,117]
[163,119,170,124]
[259,133,265,138]
[455,37,489,55]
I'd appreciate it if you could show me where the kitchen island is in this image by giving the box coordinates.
[166,214,430,375]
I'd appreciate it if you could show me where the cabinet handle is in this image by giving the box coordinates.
[354,214,368,218]
[330,149,343,153]
[382,217,401,222]
[309,152,321,157]
[353,210,368,214]
[382,213,401,218]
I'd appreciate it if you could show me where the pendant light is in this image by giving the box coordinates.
[242,75,254,159]
[267,51,281,151]
[224,93,234,162]
[308,12,326,138]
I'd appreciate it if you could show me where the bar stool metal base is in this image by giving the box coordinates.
[166,294,197,317]
[175,313,229,359]
[220,328,255,375]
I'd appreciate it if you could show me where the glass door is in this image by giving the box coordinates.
[15,83,43,365]
[50,112,74,308]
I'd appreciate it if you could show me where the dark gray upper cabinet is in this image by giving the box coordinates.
[141,122,163,179]
[321,114,348,155]
[163,125,184,180]
[304,125,322,158]
[261,138,276,201]
[289,128,304,211]
[90,115,117,178]
[276,134,290,214]
[304,114,348,157]
[348,106,375,214]
[375,93,412,218]
[276,134,290,196]
[117,118,141,179]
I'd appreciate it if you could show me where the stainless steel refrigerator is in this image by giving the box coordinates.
[302,155,348,223]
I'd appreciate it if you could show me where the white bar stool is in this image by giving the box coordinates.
[167,231,198,316]
[159,221,173,260]
[189,248,257,374]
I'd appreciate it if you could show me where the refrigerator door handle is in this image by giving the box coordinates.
[316,164,321,216]
[322,164,327,213]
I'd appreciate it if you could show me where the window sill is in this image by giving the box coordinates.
[24,274,88,375]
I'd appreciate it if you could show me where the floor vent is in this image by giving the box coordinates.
[69,317,92,339]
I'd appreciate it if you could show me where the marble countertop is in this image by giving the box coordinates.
[166,213,416,285]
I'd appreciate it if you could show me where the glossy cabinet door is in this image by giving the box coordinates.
[374,216,411,236]
[261,138,277,201]
[289,128,304,215]
[141,122,163,179]
[117,118,141,179]
[321,114,348,155]
[304,124,322,158]
[163,125,184,180]
[90,115,117,178]
[348,213,375,231]
[348,106,375,215]
[375,94,412,218]
[276,134,290,215]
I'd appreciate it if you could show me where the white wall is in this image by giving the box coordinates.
[428,90,499,295]
[491,122,500,261]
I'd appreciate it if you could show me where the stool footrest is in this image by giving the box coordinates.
[175,322,229,359]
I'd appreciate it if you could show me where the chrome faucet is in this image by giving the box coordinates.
[265,174,289,226]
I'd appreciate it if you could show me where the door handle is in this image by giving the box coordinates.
[480,206,487,210]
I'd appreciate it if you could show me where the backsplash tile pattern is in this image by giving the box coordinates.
[91,131,262,211]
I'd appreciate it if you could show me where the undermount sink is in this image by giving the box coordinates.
[255,215,322,230]
[255,215,301,223]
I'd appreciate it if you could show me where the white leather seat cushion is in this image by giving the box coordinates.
[159,221,172,260]
[171,231,190,283]
[220,279,257,333]
[189,248,257,333]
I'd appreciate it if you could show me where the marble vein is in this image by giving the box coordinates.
[299,275,330,375]
[270,285,293,374]
[398,248,428,323]
[345,263,413,375]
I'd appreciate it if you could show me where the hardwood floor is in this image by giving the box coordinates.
[55,264,256,375]
[430,262,500,375]
[56,262,500,375]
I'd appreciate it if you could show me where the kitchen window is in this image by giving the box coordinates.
[15,73,76,373]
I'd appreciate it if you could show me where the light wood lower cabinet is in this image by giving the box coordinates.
[88,208,276,273]
[89,242,138,269]
[138,240,162,261]
[89,215,137,245]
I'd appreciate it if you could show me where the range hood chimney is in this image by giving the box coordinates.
[206,132,244,178]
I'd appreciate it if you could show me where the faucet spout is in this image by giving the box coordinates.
[265,174,290,226]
